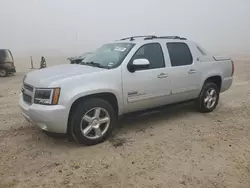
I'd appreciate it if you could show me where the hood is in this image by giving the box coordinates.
[24,64,106,87]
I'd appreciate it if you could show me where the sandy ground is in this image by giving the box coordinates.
[0,57,250,188]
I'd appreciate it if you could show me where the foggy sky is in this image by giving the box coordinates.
[1,0,250,57]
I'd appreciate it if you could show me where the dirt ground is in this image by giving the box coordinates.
[0,58,250,188]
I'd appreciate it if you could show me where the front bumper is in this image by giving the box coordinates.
[19,94,68,134]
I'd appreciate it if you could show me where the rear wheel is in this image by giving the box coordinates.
[196,82,219,113]
[70,98,116,145]
[0,69,7,77]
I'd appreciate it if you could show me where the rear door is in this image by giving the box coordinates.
[166,42,201,101]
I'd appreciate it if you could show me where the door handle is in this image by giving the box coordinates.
[157,73,168,78]
[188,69,196,74]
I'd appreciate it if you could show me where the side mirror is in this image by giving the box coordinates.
[128,58,150,72]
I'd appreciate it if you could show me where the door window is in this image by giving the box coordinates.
[130,43,165,70]
[166,42,193,67]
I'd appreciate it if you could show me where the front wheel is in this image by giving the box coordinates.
[196,82,219,113]
[70,98,116,145]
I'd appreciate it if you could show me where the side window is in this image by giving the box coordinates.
[131,43,165,70]
[0,50,6,61]
[166,42,193,67]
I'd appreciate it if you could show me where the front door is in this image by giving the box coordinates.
[122,43,171,113]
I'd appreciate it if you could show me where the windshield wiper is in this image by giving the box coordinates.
[81,61,108,69]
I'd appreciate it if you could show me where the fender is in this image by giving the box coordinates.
[64,83,123,115]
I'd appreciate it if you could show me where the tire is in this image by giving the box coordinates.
[0,69,8,77]
[70,98,116,145]
[196,82,219,113]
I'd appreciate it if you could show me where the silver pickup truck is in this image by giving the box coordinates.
[19,36,234,145]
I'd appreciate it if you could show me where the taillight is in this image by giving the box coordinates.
[231,60,234,76]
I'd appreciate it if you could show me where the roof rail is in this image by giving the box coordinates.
[119,35,187,41]
[120,35,157,41]
[157,36,187,40]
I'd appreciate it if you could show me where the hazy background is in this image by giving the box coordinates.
[1,0,250,58]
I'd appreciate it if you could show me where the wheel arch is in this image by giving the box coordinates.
[67,92,119,133]
[202,75,222,91]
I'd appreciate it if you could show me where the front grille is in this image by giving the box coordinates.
[23,83,33,92]
[22,83,34,105]
[23,93,32,104]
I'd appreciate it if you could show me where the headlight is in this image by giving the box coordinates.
[34,88,60,105]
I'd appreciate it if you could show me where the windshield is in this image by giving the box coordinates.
[81,43,135,69]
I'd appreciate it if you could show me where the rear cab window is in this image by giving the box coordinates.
[166,42,193,67]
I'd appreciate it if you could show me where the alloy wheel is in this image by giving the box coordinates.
[204,88,217,109]
[80,107,110,140]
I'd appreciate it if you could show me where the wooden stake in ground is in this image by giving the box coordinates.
[30,56,34,69]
